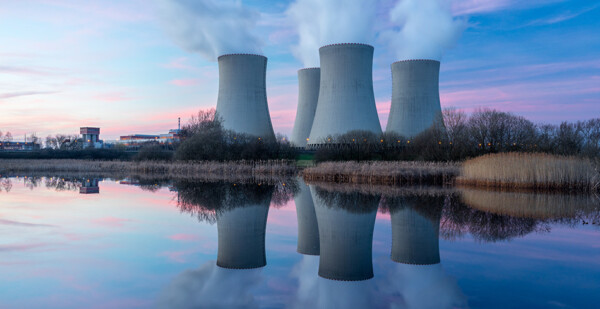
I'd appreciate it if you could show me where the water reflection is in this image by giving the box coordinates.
[2,175,599,308]
[176,181,274,269]
[157,262,263,308]
[312,186,380,281]
[295,179,320,256]
[383,195,444,265]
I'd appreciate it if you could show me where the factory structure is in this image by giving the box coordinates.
[216,54,275,141]
[386,60,443,137]
[290,68,320,148]
[287,44,443,148]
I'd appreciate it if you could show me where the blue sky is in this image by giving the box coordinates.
[0,0,598,140]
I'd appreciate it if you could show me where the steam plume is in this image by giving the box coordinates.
[158,0,263,61]
[384,0,466,60]
[286,0,376,67]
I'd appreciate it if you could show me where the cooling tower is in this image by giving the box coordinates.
[295,179,320,255]
[308,44,382,146]
[290,68,320,148]
[216,54,276,140]
[216,203,270,269]
[386,60,443,138]
[311,186,379,281]
[391,204,441,265]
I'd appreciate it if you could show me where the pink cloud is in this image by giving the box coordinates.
[170,79,201,87]
[91,216,131,228]
[92,92,134,102]
[168,234,201,241]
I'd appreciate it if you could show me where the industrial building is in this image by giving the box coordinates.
[290,68,320,148]
[311,186,379,281]
[308,44,382,146]
[0,141,40,151]
[118,129,181,146]
[386,60,443,137]
[216,54,276,141]
[80,127,103,149]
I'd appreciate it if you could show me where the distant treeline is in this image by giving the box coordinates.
[0,149,135,160]
[313,108,600,162]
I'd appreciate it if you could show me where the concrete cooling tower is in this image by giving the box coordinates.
[311,186,379,281]
[308,44,382,146]
[294,179,320,255]
[386,60,443,138]
[216,203,271,269]
[391,204,441,265]
[216,54,276,140]
[290,68,320,148]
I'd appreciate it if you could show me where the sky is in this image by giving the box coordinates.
[0,0,599,141]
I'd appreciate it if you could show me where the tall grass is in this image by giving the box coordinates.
[0,159,296,182]
[458,153,600,192]
[303,161,459,186]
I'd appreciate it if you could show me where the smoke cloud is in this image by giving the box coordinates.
[286,0,377,67]
[158,0,263,61]
[384,0,467,61]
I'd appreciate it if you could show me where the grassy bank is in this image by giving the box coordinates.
[302,161,459,186]
[457,153,600,193]
[0,159,296,182]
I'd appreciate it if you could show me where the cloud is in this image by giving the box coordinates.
[286,0,377,67]
[91,216,132,227]
[158,0,263,61]
[169,79,201,87]
[0,219,55,228]
[381,0,467,61]
[0,91,59,100]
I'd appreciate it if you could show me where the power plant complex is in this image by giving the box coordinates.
[288,45,442,147]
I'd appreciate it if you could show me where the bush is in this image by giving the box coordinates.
[133,145,173,161]
[174,110,297,161]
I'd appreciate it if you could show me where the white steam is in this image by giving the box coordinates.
[383,0,466,61]
[286,0,377,67]
[158,0,263,61]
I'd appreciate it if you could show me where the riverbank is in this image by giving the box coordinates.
[0,159,296,182]
[302,161,459,186]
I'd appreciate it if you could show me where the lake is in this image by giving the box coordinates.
[0,176,598,308]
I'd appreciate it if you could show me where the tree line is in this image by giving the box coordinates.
[313,108,600,162]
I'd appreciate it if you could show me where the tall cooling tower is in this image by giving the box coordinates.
[308,44,382,146]
[290,68,320,148]
[391,205,441,265]
[311,186,379,281]
[294,179,319,255]
[386,60,442,138]
[216,203,270,269]
[216,54,276,140]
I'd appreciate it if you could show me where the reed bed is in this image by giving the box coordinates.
[0,159,297,182]
[457,153,600,193]
[302,161,459,186]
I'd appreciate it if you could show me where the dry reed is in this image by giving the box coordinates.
[457,153,600,193]
[303,161,459,186]
[0,159,296,182]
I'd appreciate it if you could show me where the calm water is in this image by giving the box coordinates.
[0,176,598,309]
